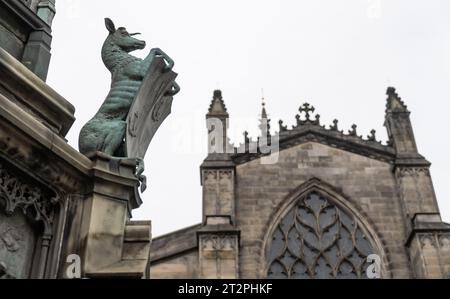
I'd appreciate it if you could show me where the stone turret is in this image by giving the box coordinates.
[384,87,438,219]
[385,87,419,155]
[384,87,450,278]
[199,90,239,279]
[205,90,233,159]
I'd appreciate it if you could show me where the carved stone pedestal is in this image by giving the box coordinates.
[64,153,151,278]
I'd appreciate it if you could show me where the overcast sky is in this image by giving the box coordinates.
[47,0,450,236]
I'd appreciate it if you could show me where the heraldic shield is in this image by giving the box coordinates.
[126,56,180,160]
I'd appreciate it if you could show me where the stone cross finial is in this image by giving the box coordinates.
[299,103,316,121]
[294,103,321,127]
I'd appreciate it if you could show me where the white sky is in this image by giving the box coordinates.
[47,0,450,237]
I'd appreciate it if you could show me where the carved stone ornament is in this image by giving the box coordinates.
[0,163,58,230]
[396,167,430,178]
[419,234,437,249]
[439,235,450,248]
[267,192,376,279]
[0,226,22,252]
[235,100,389,165]
[202,235,237,251]
[219,170,233,180]
[203,170,218,183]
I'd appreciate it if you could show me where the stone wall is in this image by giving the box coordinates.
[0,1,29,60]
[149,141,414,279]
[408,232,450,278]
[151,250,198,279]
[235,142,410,278]
[0,0,55,80]
[149,88,450,279]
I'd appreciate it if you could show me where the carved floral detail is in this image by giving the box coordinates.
[219,170,233,180]
[0,226,22,252]
[201,235,237,251]
[419,234,437,249]
[267,192,376,279]
[397,167,430,178]
[203,170,218,183]
[0,164,58,229]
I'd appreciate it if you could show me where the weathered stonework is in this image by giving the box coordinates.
[202,169,235,225]
[0,0,55,80]
[150,89,450,279]
[408,230,450,278]
[198,233,239,279]
[1,2,448,279]
[0,20,152,277]
[235,143,403,278]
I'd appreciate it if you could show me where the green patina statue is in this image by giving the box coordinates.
[79,18,178,158]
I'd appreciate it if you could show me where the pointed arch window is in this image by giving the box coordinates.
[267,192,376,279]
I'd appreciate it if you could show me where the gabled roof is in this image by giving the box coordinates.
[232,102,396,164]
[151,223,202,263]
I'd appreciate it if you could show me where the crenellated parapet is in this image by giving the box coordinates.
[233,100,395,165]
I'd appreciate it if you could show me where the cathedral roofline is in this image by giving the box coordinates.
[232,99,401,164]
[232,124,398,165]
[151,223,202,263]
[231,88,430,166]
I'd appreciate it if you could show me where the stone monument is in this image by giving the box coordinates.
[79,18,180,192]
[0,5,179,278]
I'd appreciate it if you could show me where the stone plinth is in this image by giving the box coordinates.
[67,153,151,278]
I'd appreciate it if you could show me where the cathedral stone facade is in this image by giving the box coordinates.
[150,90,450,279]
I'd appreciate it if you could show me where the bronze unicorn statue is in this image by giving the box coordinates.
[79,18,178,158]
